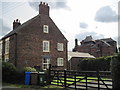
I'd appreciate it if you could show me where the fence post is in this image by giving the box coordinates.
[74,72,76,89]
[85,73,87,90]
[97,71,100,90]
[57,71,59,86]
[64,70,67,88]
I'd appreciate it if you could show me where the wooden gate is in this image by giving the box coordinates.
[50,70,112,90]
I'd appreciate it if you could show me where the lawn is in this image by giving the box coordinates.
[51,76,107,85]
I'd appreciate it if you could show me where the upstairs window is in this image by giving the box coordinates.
[57,58,64,66]
[43,25,49,33]
[57,43,64,51]
[5,38,10,62]
[43,41,50,52]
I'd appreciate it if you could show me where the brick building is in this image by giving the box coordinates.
[68,51,95,70]
[73,36,117,57]
[0,2,68,70]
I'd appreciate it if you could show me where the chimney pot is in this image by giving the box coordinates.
[16,19,18,22]
[75,39,78,46]
[13,19,21,30]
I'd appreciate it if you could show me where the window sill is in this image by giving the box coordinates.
[43,51,50,53]
[57,66,64,67]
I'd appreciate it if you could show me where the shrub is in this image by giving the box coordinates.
[23,67,36,72]
[2,62,17,83]
[111,54,120,89]
[78,56,112,71]
[2,62,25,84]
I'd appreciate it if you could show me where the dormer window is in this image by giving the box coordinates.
[43,25,49,33]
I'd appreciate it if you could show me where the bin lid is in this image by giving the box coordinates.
[39,72,45,74]
[25,72,31,74]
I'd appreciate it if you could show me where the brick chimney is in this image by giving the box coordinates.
[75,39,78,46]
[13,19,21,30]
[39,2,49,16]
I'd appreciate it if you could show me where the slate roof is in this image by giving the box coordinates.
[84,36,94,42]
[100,38,116,42]
[2,15,39,39]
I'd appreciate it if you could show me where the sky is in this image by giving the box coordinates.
[0,0,120,51]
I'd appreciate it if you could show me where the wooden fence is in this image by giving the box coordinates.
[50,70,112,90]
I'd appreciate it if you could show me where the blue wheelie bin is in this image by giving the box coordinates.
[25,72,31,85]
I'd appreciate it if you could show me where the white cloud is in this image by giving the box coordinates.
[95,6,118,22]
[28,0,70,11]
[75,31,105,42]
[80,22,88,29]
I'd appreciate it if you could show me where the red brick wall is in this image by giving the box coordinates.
[8,15,68,70]
[74,41,116,57]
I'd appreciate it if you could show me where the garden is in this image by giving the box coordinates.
[2,53,120,89]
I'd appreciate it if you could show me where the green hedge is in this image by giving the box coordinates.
[2,62,24,84]
[2,62,17,83]
[111,53,120,89]
[78,56,112,71]
[2,62,38,84]
[23,67,36,72]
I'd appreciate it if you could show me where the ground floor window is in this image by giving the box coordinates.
[0,55,2,61]
[4,53,9,62]
[42,58,50,70]
[57,58,64,66]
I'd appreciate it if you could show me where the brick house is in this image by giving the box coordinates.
[73,36,117,57]
[68,51,95,70]
[0,2,68,70]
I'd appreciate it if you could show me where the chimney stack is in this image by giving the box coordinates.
[75,39,78,46]
[39,2,49,16]
[13,19,21,30]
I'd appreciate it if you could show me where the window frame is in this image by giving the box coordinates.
[43,40,50,52]
[57,58,64,66]
[42,58,50,70]
[43,25,49,33]
[0,41,2,61]
[4,38,10,62]
[57,43,64,51]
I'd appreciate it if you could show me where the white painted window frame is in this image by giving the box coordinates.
[57,43,64,51]
[57,58,64,66]
[42,58,50,70]
[4,38,10,62]
[43,40,50,52]
[43,25,49,33]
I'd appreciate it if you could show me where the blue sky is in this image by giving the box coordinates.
[0,0,119,51]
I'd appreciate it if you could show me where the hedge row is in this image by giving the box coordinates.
[78,56,112,71]
[111,53,120,89]
[2,62,36,84]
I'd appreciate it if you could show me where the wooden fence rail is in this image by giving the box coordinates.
[50,70,112,90]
